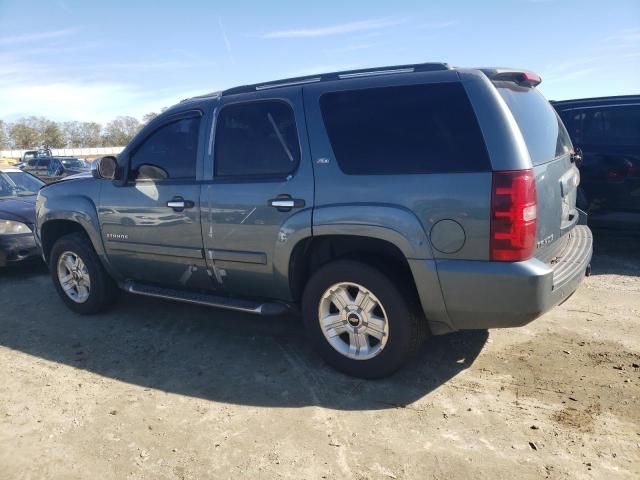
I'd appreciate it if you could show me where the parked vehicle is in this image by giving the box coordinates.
[35,63,592,378]
[0,168,45,266]
[22,156,90,183]
[553,95,640,231]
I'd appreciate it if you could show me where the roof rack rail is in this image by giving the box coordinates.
[222,62,450,96]
[180,91,222,103]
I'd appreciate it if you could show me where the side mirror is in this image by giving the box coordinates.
[92,156,118,180]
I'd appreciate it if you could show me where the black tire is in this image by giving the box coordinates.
[302,260,425,379]
[49,232,118,314]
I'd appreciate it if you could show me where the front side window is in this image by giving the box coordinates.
[5,172,44,195]
[130,116,200,181]
[214,101,300,178]
[320,83,491,175]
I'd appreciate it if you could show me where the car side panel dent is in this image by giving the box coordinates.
[271,208,313,300]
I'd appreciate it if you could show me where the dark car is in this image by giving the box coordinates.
[553,95,640,230]
[22,156,89,183]
[0,168,45,266]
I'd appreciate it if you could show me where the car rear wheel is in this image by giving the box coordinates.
[50,232,118,314]
[302,260,424,378]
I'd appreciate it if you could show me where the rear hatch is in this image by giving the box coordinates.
[494,80,580,261]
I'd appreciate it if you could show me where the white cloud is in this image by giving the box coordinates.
[543,67,596,85]
[0,28,79,46]
[414,20,459,29]
[1,82,146,122]
[218,17,234,63]
[261,18,403,39]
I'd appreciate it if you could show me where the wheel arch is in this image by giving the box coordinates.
[37,195,106,267]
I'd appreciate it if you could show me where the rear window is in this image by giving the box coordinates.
[496,82,572,165]
[319,83,491,175]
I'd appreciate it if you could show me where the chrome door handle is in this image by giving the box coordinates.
[270,199,295,208]
[268,196,305,211]
[167,197,194,211]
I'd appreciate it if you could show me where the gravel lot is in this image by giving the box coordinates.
[0,231,638,479]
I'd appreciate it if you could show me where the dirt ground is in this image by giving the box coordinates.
[0,231,638,479]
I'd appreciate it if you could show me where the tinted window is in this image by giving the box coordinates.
[130,117,200,180]
[214,101,300,178]
[27,159,38,167]
[319,83,490,175]
[496,82,572,165]
[5,171,44,194]
[573,106,640,146]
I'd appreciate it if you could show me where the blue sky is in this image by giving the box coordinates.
[0,0,638,122]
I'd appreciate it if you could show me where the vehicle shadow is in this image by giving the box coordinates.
[589,229,640,277]
[0,269,487,410]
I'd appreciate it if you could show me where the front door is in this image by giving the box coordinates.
[99,112,210,289]
[202,88,314,300]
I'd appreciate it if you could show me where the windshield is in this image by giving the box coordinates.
[0,172,45,197]
[495,82,573,165]
[61,158,89,169]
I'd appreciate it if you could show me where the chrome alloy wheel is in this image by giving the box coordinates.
[57,251,91,303]
[318,282,389,360]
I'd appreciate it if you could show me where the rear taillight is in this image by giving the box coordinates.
[490,169,537,262]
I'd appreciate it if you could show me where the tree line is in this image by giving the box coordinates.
[0,113,158,150]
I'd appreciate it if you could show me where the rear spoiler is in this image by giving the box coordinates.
[479,68,542,87]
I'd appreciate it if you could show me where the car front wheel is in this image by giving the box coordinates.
[49,232,117,314]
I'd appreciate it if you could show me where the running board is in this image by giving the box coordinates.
[125,282,289,316]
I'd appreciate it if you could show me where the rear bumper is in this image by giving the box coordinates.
[0,232,40,267]
[429,225,593,332]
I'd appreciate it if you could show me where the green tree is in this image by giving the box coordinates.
[0,120,9,150]
[142,112,158,124]
[80,122,103,147]
[103,116,141,146]
[62,121,83,147]
[10,118,40,149]
[41,120,65,148]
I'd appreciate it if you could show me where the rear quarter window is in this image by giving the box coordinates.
[319,83,491,175]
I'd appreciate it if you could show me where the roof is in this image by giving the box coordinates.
[179,62,451,104]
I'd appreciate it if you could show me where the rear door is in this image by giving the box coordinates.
[201,88,314,300]
[99,111,210,289]
[496,83,578,254]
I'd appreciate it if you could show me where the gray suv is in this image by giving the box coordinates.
[35,63,593,378]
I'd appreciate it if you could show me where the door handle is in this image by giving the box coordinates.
[268,195,305,211]
[167,197,194,211]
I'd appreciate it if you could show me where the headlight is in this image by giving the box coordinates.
[0,220,31,235]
